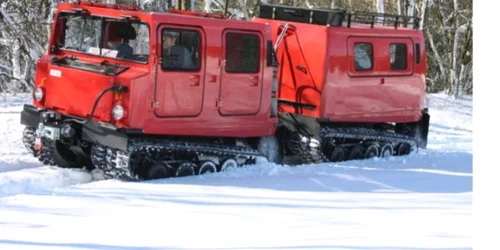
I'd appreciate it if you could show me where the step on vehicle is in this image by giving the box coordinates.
[20,1,430,181]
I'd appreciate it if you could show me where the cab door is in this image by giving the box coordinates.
[154,25,205,118]
[218,30,263,116]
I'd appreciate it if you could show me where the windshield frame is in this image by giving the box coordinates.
[55,11,151,65]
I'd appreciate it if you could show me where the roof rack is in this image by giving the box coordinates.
[257,3,420,30]
[167,9,228,19]
[258,4,346,27]
[346,11,421,29]
[73,0,141,11]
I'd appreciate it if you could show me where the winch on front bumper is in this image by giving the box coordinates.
[33,122,61,152]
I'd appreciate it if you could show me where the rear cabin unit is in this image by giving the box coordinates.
[252,4,426,124]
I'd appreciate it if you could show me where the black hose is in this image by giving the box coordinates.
[63,85,126,125]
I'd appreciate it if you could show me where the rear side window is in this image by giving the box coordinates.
[225,32,260,73]
[354,42,373,71]
[415,43,421,64]
[390,43,407,70]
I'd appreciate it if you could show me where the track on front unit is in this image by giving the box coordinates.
[23,126,94,169]
[90,137,266,181]
[23,126,60,166]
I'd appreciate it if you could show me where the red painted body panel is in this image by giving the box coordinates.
[154,24,205,118]
[251,18,427,123]
[219,29,264,116]
[251,20,328,118]
[44,63,115,122]
[146,13,276,137]
[33,2,277,138]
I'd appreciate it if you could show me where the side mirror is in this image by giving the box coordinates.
[162,45,186,69]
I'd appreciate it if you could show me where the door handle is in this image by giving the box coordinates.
[249,76,259,86]
[190,75,200,86]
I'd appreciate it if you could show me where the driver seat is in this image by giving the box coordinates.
[115,22,137,59]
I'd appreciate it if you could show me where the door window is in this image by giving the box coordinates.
[161,28,200,71]
[225,32,260,73]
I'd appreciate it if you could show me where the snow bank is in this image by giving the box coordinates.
[0,94,97,197]
[0,92,472,249]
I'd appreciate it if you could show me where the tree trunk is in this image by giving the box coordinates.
[182,0,191,10]
[376,0,384,22]
[406,0,415,27]
[10,38,24,91]
[450,24,467,97]
[419,0,427,29]
[204,0,212,12]
[47,0,59,47]
[426,29,446,90]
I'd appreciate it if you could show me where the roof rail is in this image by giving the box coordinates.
[257,3,420,29]
[73,0,141,11]
[167,9,228,19]
[346,11,421,29]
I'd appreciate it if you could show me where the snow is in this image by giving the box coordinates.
[0,92,472,249]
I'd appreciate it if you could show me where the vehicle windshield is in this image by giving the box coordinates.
[56,12,150,63]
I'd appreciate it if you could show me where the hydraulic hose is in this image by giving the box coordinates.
[63,85,128,125]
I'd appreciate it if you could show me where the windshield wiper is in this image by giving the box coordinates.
[99,60,130,75]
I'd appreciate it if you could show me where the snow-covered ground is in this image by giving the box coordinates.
[0,93,472,250]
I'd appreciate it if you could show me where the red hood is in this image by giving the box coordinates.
[40,57,126,122]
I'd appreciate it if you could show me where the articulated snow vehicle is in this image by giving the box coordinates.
[20,2,430,181]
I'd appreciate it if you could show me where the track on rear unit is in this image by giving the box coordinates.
[286,126,418,165]
[89,126,418,181]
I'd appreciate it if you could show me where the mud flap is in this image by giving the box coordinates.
[278,112,320,137]
[417,109,430,149]
[395,108,430,149]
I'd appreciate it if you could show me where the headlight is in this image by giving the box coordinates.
[112,104,125,120]
[34,87,44,102]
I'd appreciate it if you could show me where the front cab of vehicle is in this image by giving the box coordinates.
[20,2,153,168]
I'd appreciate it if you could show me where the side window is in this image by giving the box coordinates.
[415,43,421,64]
[390,43,407,70]
[61,15,102,52]
[354,42,373,71]
[225,32,260,73]
[161,28,200,71]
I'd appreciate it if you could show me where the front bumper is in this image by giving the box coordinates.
[20,104,139,151]
[20,104,42,128]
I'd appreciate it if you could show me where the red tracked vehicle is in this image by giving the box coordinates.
[251,4,430,164]
[20,1,430,181]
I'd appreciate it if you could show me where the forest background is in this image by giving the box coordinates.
[0,0,473,98]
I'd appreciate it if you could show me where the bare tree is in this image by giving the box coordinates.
[0,0,473,97]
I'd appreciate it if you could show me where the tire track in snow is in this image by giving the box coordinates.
[1,94,104,198]
[0,167,103,198]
